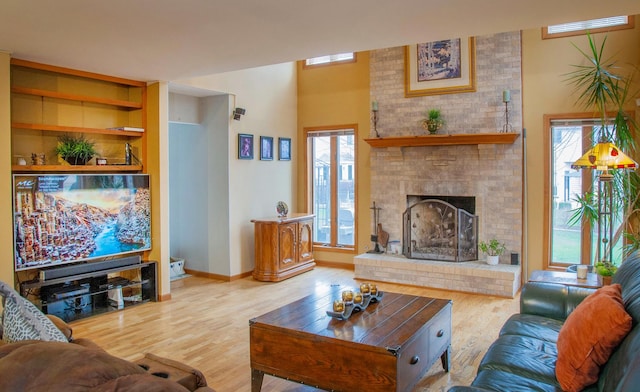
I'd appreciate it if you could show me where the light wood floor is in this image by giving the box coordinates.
[71,267,520,392]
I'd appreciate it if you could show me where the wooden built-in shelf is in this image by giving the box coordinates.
[11,87,143,109]
[10,58,146,87]
[364,132,520,148]
[12,165,143,173]
[12,123,143,137]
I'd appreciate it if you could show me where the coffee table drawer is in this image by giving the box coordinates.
[396,302,452,391]
[428,303,452,362]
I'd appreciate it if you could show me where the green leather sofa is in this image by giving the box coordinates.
[449,252,640,392]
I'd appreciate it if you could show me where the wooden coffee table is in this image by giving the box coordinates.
[249,286,452,392]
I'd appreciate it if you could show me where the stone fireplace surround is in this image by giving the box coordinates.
[357,32,524,296]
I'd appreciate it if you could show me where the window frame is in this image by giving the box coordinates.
[542,15,634,39]
[543,114,595,270]
[304,125,358,252]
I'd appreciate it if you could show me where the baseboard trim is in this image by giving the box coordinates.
[158,293,172,302]
[315,260,355,270]
[184,268,252,282]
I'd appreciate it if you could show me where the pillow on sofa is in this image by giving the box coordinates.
[556,283,632,392]
[0,281,68,344]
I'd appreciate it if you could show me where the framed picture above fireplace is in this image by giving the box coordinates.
[404,37,476,97]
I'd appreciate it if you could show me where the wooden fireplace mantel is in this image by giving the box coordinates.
[364,132,520,148]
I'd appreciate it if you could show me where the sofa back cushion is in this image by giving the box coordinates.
[599,251,640,391]
[613,250,640,323]
[555,284,632,392]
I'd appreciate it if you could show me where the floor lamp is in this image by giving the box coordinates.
[571,140,637,264]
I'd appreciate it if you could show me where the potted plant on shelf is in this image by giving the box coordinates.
[55,134,97,165]
[479,239,506,265]
[421,109,444,134]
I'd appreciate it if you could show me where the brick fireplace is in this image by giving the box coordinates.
[355,31,524,296]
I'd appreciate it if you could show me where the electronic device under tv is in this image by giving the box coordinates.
[13,173,151,272]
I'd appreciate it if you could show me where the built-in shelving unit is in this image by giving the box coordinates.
[364,132,519,148]
[10,58,147,173]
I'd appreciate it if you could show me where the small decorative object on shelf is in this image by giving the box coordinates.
[501,89,513,133]
[31,152,46,165]
[421,108,444,134]
[276,201,289,217]
[327,284,384,320]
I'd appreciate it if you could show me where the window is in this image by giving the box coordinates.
[306,127,356,249]
[304,53,355,67]
[543,16,634,39]
[545,116,623,268]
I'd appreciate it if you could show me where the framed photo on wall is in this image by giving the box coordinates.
[260,136,274,161]
[404,37,476,97]
[278,137,291,161]
[238,133,253,160]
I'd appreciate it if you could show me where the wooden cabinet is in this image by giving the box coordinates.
[251,214,316,282]
[10,58,146,172]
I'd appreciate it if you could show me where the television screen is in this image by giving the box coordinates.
[13,174,151,271]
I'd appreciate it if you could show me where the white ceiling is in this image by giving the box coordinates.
[1,1,639,83]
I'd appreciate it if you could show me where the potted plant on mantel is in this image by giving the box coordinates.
[479,239,506,265]
[55,134,97,165]
[421,109,444,134]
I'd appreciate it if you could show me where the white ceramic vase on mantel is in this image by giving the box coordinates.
[487,255,500,265]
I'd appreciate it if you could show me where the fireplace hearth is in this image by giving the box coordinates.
[402,198,478,262]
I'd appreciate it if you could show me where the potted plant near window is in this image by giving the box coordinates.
[594,261,617,285]
[479,239,506,265]
[55,134,97,165]
[421,109,444,134]
[566,33,640,271]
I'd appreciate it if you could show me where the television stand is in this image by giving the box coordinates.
[20,261,157,322]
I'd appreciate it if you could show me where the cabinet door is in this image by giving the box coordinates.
[298,219,314,263]
[278,223,298,270]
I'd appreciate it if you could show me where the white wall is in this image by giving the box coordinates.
[168,94,231,277]
[173,62,297,276]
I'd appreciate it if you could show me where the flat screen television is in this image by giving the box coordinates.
[13,174,151,272]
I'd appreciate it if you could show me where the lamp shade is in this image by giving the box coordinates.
[571,141,637,171]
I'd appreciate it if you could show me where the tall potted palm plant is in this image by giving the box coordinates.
[566,33,639,268]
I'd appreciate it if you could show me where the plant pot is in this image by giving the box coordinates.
[486,255,500,265]
[421,120,441,135]
[63,156,92,165]
[598,275,613,286]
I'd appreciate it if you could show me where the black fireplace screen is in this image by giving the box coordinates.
[402,199,478,262]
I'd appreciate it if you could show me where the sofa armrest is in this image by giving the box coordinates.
[520,282,595,321]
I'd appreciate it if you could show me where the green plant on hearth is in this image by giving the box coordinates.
[565,33,640,263]
[479,239,506,256]
[55,134,97,165]
[421,108,444,134]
